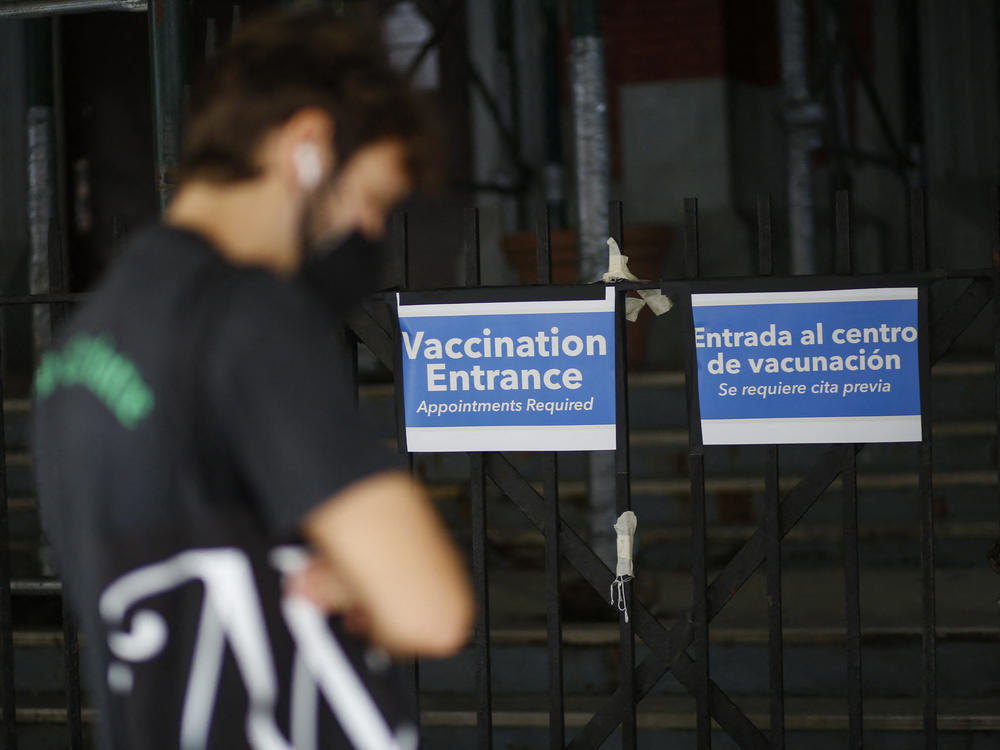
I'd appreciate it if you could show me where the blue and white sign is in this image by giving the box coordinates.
[692,288,921,445]
[397,288,617,452]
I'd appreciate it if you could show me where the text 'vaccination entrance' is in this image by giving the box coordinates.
[397,289,617,452]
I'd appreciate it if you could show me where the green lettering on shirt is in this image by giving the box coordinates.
[33,333,155,429]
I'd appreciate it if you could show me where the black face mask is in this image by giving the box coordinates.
[296,231,385,317]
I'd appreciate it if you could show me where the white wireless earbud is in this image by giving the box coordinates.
[293,143,323,190]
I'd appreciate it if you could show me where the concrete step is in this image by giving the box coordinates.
[418,694,1000,750]
[6,632,76,696]
[478,520,1000,570]
[421,469,1000,532]
[481,566,999,631]
[417,692,1000,731]
[5,692,996,750]
[418,626,999,699]
[411,565,1000,701]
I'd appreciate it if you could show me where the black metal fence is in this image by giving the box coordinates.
[348,188,1000,748]
[0,188,997,748]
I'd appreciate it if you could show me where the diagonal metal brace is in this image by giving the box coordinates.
[483,454,768,749]
[347,301,395,370]
[569,276,996,743]
[562,445,851,748]
[930,278,991,361]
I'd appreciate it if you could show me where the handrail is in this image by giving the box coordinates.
[0,0,146,20]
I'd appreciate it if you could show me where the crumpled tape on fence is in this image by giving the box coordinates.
[610,510,637,623]
[601,238,673,321]
[613,510,637,579]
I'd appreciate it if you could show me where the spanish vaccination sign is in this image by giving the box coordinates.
[691,288,921,445]
[397,288,617,452]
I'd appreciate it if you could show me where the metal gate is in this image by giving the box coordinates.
[347,189,999,749]
[0,188,997,748]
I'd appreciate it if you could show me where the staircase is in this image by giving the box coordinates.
[2,353,998,749]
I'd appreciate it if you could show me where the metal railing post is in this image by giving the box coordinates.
[147,0,184,212]
[683,197,711,749]
[610,199,636,749]
[835,190,864,749]
[536,204,565,749]
[990,186,1000,583]
[0,322,16,750]
[758,195,786,750]
[463,208,492,749]
[911,187,937,748]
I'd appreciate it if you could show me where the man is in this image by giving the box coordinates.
[31,9,472,749]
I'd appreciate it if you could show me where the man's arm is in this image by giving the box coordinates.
[299,470,474,658]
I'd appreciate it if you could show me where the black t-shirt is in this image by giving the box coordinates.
[31,225,414,750]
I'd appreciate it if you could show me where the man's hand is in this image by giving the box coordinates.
[285,554,371,636]
[302,470,474,658]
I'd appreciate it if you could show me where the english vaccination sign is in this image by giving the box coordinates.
[397,288,617,452]
[691,288,921,445]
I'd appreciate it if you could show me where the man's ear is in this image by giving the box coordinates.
[277,108,336,192]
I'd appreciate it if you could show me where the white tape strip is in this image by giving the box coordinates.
[610,511,637,623]
[602,238,672,319]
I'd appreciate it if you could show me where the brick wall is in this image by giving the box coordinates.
[598,0,783,85]
[559,0,782,177]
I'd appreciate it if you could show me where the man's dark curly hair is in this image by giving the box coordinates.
[179,8,437,186]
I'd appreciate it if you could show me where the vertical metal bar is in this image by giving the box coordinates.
[148,0,185,211]
[47,219,66,326]
[779,0,820,275]
[758,196,785,749]
[684,199,711,748]
[204,16,217,60]
[536,205,564,748]
[389,211,420,719]
[542,452,563,749]
[609,200,636,749]
[541,3,566,225]
[690,457,710,748]
[536,204,552,286]
[915,199,937,748]
[469,452,491,750]
[464,207,481,288]
[570,0,610,283]
[609,200,624,267]
[899,2,924,186]
[910,187,927,272]
[391,212,410,456]
[684,198,700,279]
[992,187,1000,584]
[0,318,14,750]
[842,445,863,748]
[764,445,784,748]
[836,189,864,748]
[757,195,773,277]
[394,211,410,292]
[61,602,82,749]
[45,218,82,748]
[465,209,491,749]
[50,17,70,299]
[835,190,852,275]
[26,18,55,358]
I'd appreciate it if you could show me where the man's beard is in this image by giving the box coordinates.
[295,199,385,317]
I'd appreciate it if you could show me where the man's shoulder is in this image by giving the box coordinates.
[214,268,332,341]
